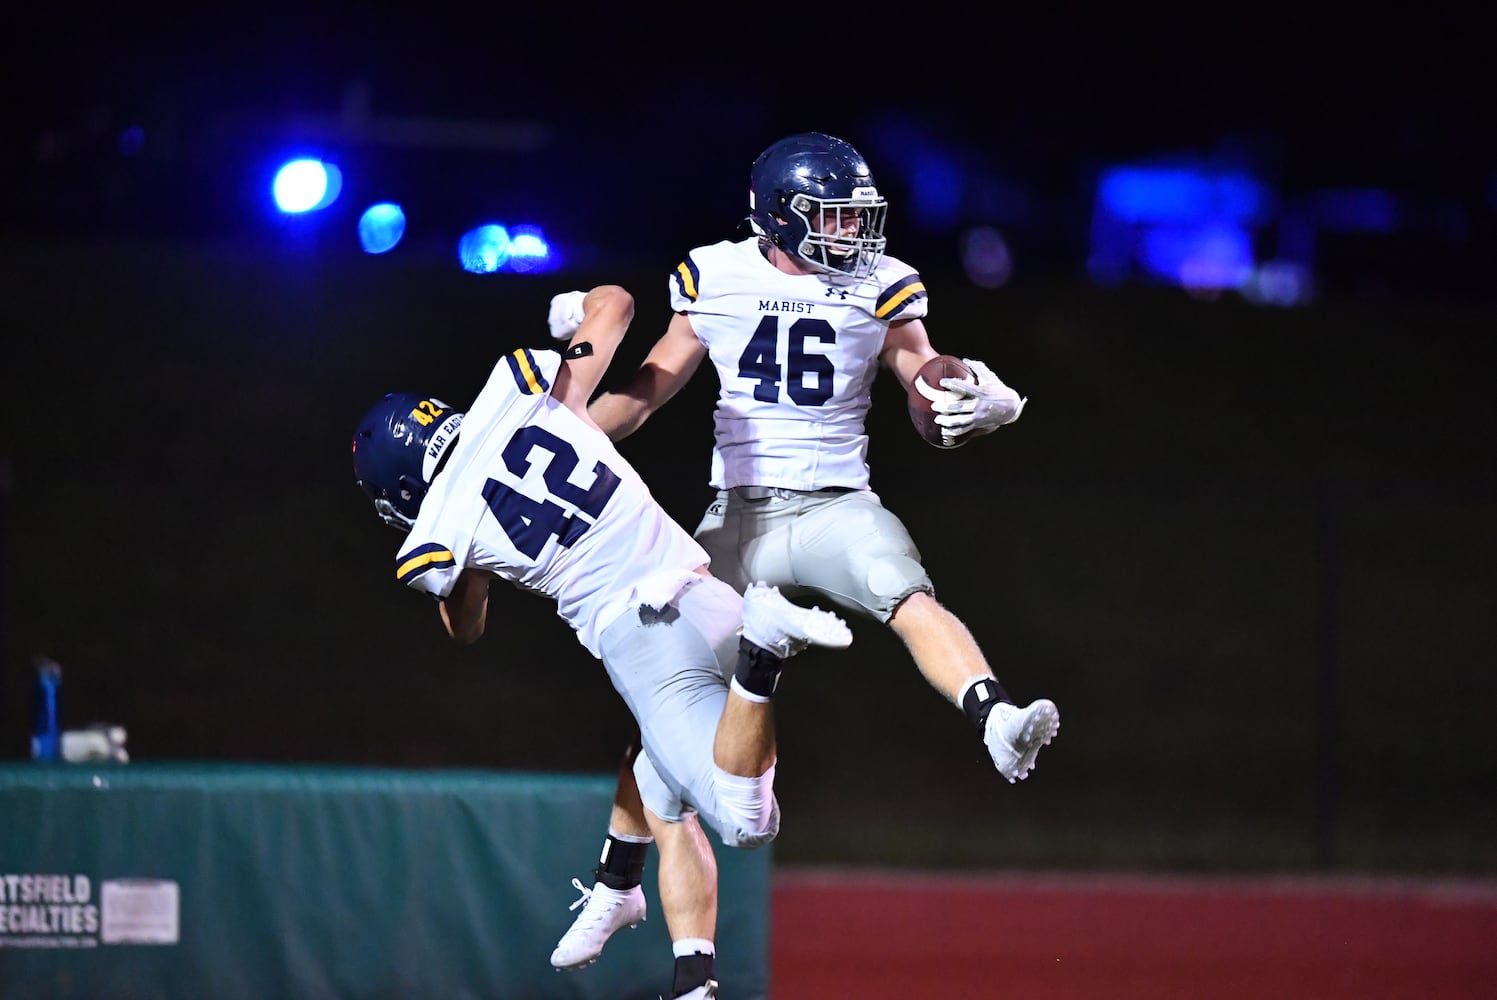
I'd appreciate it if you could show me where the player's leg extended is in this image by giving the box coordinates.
[888,590,994,708]
[643,805,720,1000]
[564,575,729,974]
[608,736,650,840]
[887,580,1059,783]
[707,578,851,843]
[707,582,854,843]
[597,573,846,847]
[785,490,1060,782]
[712,686,776,778]
[715,579,855,776]
[550,740,652,970]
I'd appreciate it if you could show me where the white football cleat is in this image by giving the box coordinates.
[984,699,1060,783]
[740,583,852,658]
[550,878,646,970]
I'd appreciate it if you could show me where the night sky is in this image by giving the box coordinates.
[7,6,1494,289]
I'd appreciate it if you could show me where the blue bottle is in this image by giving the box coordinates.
[31,658,62,762]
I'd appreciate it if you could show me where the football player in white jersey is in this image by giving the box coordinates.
[548,133,1061,966]
[350,284,853,1000]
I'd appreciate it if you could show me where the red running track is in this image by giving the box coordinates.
[770,869,1497,999]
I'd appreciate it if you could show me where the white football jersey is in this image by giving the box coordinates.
[393,347,710,657]
[669,237,929,491]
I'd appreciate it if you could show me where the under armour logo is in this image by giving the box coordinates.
[824,288,848,300]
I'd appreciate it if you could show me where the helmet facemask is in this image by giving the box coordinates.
[372,494,417,533]
[783,187,887,278]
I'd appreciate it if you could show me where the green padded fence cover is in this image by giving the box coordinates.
[0,763,770,999]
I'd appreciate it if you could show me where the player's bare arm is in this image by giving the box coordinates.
[439,568,490,644]
[551,285,635,425]
[881,316,1026,440]
[879,317,940,392]
[588,311,708,442]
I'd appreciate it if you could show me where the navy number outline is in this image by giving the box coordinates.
[480,425,621,559]
[736,315,836,405]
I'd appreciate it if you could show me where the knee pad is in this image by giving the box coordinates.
[864,553,932,620]
[710,764,779,848]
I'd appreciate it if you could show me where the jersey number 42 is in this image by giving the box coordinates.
[481,425,621,559]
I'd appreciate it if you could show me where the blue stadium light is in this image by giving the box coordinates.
[1141,223,1255,292]
[504,224,554,272]
[1099,167,1270,225]
[1088,162,1273,294]
[273,158,343,214]
[358,203,406,254]
[909,156,963,230]
[458,224,512,274]
[456,223,556,274]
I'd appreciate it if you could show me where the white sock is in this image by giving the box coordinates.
[672,937,715,958]
[607,827,653,844]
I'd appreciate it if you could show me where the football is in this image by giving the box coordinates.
[907,355,975,449]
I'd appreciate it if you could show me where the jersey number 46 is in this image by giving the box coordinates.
[738,316,837,405]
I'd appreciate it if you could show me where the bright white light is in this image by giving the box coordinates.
[505,225,552,272]
[509,229,548,258]
[273,159,342,214]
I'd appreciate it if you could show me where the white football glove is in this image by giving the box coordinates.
[934,358,1027,446]
[546,290,588,340]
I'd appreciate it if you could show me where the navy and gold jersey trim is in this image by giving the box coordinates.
[396,542,456,583]
[874,273,927,320]
[504,348,550,395]
[672,256,702,302]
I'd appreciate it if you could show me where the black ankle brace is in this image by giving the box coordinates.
[672,952,715,997]
[962,678,1013,733]
[733,637,782,699]
[594,835,648,891]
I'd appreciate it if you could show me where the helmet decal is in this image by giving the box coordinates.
[421,412,465,482]
[748,132,888,279]
[351,392,465,531]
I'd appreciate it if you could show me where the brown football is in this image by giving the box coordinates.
[907,355,975,449]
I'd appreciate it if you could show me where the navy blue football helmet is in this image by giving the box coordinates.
[351,392,465,532]
[748,132,888,279]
